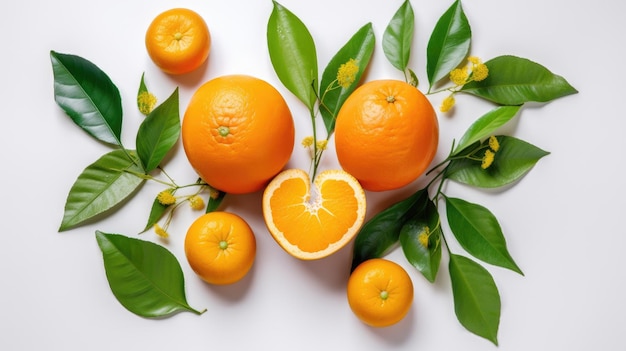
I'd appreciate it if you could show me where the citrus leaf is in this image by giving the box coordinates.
[319,22,375,135]
[136,88,180,172]
[449,254,501,345]
[267,1,318,111]
[206,190,226,213]
[50,51,123,146]
[447,135,550,188]
[461,55,578,105]
[95,231,205,318]
[59,150,145,231]
[453,106,521,155]
[138,72,148,97]
[426,0,471,89]
[382,0,414,72]
[445,196,523,275]
[351,188,429,271]
[399,198,442,283]
[141,197,171,233]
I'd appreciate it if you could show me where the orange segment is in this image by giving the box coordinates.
[262,169,366,260]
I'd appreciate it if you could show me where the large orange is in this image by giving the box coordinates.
[145,8,211,75]
[182,75,295,194]
[184,211,256,285]
[262,169,366,260]
[347,258,414,327]
[334,79,439,192]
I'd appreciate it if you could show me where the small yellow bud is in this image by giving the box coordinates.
[189,195,205,210]
[418,227,431,248]
[154,224,169,238]
[316,139,328,151]
[468,56,482,65]
[137,91,157,115]
[157,190,176,206]
[449,68,469,86]
[440,95,455,113]
[301,136,314,148]
[488,135,500,152]
[208,187,221,200]
[337,58,360,88]
[481,149,495,169]
[472,63,489,81]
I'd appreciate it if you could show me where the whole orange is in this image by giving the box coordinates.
[145,8,211,75]
[184,211,256,285]
[182,75,295,194]
[334,80,439,192]
[347,258,414,327]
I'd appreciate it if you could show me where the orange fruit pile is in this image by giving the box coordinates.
[182,74,295,194]
[145,8,211,75]
[334,79,439,192]
[347,258,414,327]
[184,211,256,285]
[262,169,366,260]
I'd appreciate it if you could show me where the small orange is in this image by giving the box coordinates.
[262,169,366,260]
[145,8,211,75]
[182,75,295,194]
[347,258,414,327]
[184,211,256,285]
[334,79,439,192]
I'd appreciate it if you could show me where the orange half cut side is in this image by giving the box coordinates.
[262,169,367,260]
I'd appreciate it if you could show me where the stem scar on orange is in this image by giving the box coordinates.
[347,258,414,327]
[262,169,366,260]
[145,8,211,75]
[334,79,439,192]
[182,75,295,194]
[184,212,256,285]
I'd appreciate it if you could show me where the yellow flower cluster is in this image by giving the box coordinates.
[157,190,176,205]
[188,195,205,210]
[440,95,456,113]
[337,59,359,88]
[154,224,169,239]
[137,91,157,115]
[418,227,431,248]
[481,136,500,169]
[301,136,314,148]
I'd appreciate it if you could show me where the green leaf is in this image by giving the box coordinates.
[136,88,180,172]
[447,135,550,188]
[141,196,171,233]
[50,51,123,146]
[267,1,318,111]
[449,254,501,345]
[453,106,521,155]
[445,196,523,274]
[461,55,578,105]
[399,198,442,282]
[426,0,471,89]
[59,150,145,231]
[95,231,205,318]
[138,72,148,97]
[206,190,226,213]
[351,188,429,271]
[319,23,375,134]
[382,0,414,72]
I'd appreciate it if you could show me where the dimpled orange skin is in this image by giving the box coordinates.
[184,212,256,285]
[347,258,414,328]
[145,8,211,75]
[334,79,439,192]
[182,75,295,194]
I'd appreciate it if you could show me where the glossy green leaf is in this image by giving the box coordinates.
[267,1,318,111]
[137,72,149,115]
[319,23,375,134]
[50,51,123,146]
[351,188,429,271]
[382,0,414,71]
[461,55,578,105]
[59,150,145,231]
[95,231,205,318]
[445,196,523,274]
[449,254,501,345]
[399,198,442,282]
[141,196,171,233]
[453,106,521,155]
[426,0,471,89]
[136,88,180,172]
[447,135,550,188]
[206,190,226,213]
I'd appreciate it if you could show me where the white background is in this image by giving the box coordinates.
[1,0,624,350]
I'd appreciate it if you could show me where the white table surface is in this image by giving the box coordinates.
[2,0,624,350]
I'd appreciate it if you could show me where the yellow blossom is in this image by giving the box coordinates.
[418,227,431,248]
[154,224,169,238]
[301,136,314,148]
[208,186,221,200]
[472,63,489,81]
[316,139,328,151]
[137,91,157,115]
[488,135,500,152]
[189,195,205,210]
[449,68,469,86]
[440,95,455,112]
[481,149,495,169]
[337,59,359,88]
[157,190,176,206]
[468,56,482,64]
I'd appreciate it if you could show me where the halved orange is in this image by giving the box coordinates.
[262,169,366,260]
